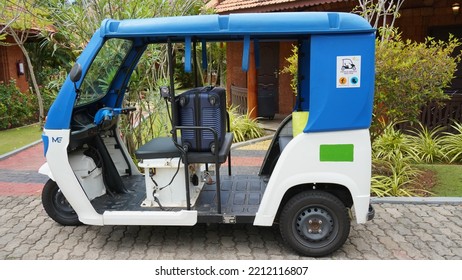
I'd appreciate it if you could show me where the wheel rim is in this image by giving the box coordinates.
[52,189,76,216]
[294,206,337,248]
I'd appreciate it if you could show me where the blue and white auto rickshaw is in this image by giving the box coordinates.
[39,12,376,257]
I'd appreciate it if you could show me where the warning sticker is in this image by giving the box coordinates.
[336,56,361,88]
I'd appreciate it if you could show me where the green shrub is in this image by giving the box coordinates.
[0,80,35,130]
[371,121,432,197]
[228,105,265,142]
[406,123,446,163]
[372,121,415,160]
[373,29,461,135]
[371,150,423,197]
[441,122,462,163]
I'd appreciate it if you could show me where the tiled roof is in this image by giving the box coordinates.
[212,0,344,13]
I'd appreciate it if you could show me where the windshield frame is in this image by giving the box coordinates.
[74,38,133,108]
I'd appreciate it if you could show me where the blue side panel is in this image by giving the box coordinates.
[44,31,104,129]
[42,134,49,156]
[305,33,375,132]
[242,36,250,71]
[185,37,192,72]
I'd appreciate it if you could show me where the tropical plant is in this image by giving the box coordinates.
[371,120,414,160]
[370,121,439,197]
[280,44,298,94]
[441,122,462,163]
[228,106,265,143]
[371,150,423,197]
[406,123,446,163]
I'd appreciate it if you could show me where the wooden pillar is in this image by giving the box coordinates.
[247,42,258,119]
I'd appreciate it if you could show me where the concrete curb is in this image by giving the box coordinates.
[230,134,274,150]
[0,139,42,161]
[371,196,462,205]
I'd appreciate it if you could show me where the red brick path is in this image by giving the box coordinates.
[0,143,265,196]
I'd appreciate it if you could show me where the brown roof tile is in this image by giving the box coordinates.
[213,0,344,13]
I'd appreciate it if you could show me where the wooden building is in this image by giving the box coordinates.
[0,33,29,93]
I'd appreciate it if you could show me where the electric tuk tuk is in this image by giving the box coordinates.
[39,12,376,257]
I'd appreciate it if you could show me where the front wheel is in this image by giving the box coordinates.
[41,179,81,226]
[279,191,350,257]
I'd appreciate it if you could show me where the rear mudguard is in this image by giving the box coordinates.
[254,129,372,226]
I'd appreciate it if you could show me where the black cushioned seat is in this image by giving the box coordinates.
[135,133,233,164]
[135,137,180,159]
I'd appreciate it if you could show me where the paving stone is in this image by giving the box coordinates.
[342,243,363,259]
[433,206,455,216]
[385,207,403,218]
[60,236,80,250]
[399,242,425,259]
[113,248,131,260]
[69,241,91,258]
[38,242,61,259]
[434,234,459,248]
[450,247,462,256]
[30,237,53,251]
[7,243,33,259]
[53,248,71,260]
[427,241,454,257]
[378,236,401,251]
[369,242,394,259]
[21,249,42,260]
[392,250,411,260]
[412,228,436,242]
[0,233,16,247]
[89,234,107,249]
[83,248,101,260]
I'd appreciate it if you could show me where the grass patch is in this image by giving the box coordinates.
[418,164,462,197]
[0,124,42,155]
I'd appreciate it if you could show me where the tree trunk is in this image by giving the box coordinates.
[8,27,45,128]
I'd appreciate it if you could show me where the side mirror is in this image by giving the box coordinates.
[69,63,82,83]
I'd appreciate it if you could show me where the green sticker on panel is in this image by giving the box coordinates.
[319,144,354,162]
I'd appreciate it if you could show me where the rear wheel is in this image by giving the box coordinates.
[41,179,81,226]
[279,191,350,257]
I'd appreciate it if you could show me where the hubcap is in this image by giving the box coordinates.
[296,207,334,242]
[53,189,75,214]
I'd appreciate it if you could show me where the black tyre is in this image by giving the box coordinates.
[279,191,350,257]
[41,179,81,226]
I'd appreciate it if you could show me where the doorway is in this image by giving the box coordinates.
[257,42,279,119]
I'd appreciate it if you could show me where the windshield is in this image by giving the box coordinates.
[76,38,132,106]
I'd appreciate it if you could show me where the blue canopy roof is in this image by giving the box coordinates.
[100,12,374,39]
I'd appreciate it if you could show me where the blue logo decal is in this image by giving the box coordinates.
[52,137,63,143]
